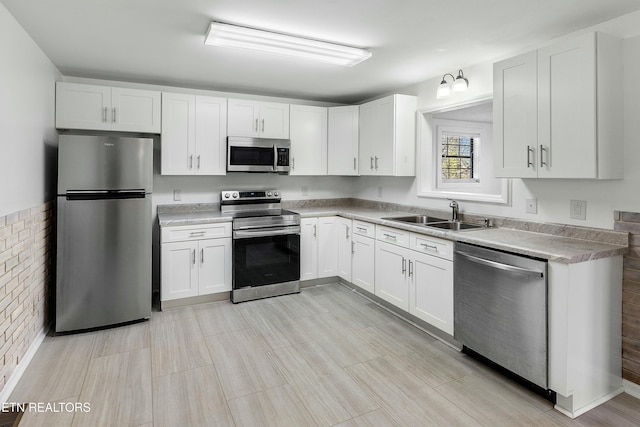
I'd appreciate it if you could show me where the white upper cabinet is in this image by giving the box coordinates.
[358,94,416,176]
[289,105,328,175]
[227,99,289,139]
[56,82,161,133]
[161,92,227,175]
[328,105,359,176]
[494,32,622,179]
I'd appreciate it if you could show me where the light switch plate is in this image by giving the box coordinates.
[173,189,182,201]
[525,198,537,214]
[570,200,587,220]
[301,186,308,196]
[377,186,383,197]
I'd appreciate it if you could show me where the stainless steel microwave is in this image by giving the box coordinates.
[227,137,291,173]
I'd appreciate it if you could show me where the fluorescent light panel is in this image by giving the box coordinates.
[205,22,371,67]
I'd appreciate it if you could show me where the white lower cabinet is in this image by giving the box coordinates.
[336,218,353,281]
[351,233,375,293]
[300,216,339,281]
[375,240,410,311]
[160,223,232,302]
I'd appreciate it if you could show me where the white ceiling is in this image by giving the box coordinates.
[3,0,640,104]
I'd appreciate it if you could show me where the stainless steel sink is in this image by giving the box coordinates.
[426,221,483,231]
[382,215,448,225]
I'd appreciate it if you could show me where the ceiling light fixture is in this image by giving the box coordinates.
[437,69,469,99]
[204,22,372,67]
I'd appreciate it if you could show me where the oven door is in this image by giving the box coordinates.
[233,228,300,289]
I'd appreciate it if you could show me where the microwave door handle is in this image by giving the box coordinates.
[273,145,278,170]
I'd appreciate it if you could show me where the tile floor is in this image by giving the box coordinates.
[8,283,640,426]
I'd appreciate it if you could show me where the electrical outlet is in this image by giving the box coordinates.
[525,198,538,214]
[301,186,308,196]
[570,200,587,220]
[173,189,182,201]
[377,186,383,197]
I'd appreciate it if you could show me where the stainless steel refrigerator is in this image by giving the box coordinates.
[56,134,153,332]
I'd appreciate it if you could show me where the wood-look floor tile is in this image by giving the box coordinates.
[346,356,478,426]
[435,373,557,426]
[10,333,96,403]
[322,283,371,306]
[91,321,150,358]
[271,341,379,426]
[150,316,211,377]
[151,305,195,324]
[153,365,233,427]
[205,328,285,399]
[72,348,152,427]
[16,397,77,427]
[296,313,381,367]
[194,300,250,337]
[314,293,395,330]
[333,408,401,427]
[271,292,329,319]
[240,302,311,350]
[228,384,320,427]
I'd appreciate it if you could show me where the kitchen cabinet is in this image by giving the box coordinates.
[56,82,161,133]
[300,216,339,281]
[328,105,359,176]
[346,220,377,293]
[161,93,227,175]
[359,94,416,176]
[227,99,289,139]
[289,105,328,175]
[336,217,353,281]
[494,32,622,179]
[160,223,232,302]
[374,225,411,310]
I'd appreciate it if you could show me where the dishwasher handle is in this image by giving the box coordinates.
[456,251,544,278]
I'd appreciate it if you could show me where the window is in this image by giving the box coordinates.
[440,132,479,183]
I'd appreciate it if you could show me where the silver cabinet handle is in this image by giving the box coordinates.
[409,260,413,277]
[375,156,379,170]
[112,107,116,123]
[292,158,295,170]
[420,243,438,252]
[103,107,108,122]
[353,157,357,171]
[197,155,201,169]
[261,119,265,132]
[201,248,204,264]
[527,145,534,168]
[540,145,548,167]
[313,224,317,237]
[351,241,355,254]
[370,156,374,170]
[189,155,193,169]
[345,225,350,239]
[189,231,206,237]
[402,257,406,274]
[255,118,259,132]
[383,233,397,240]
[356,226,367,233]
[192,249,196,265]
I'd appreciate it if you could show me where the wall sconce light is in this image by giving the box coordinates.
[437,69,469,99]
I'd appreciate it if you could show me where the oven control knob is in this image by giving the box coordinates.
[223,192,230,199]
[267,191,272,197]
[232,192,239,198]
[274,191,279,197]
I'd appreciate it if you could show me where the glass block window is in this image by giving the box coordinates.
[440,132,479,183]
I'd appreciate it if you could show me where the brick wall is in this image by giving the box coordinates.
[0,202,53,391]
[615,211,640,385]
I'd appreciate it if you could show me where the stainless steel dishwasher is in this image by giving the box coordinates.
[454,242,548,389]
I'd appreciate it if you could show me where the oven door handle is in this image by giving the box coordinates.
[233,226,301,239]
[456,251,544,278]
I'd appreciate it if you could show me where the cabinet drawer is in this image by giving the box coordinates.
[353,220,376,237]
[410,233,453,261]
[161,222,232,243]
[376,225,410,248]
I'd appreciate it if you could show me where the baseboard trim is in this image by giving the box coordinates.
[0,324,50,403]
[555,387,624,419]
[623,379,640,399]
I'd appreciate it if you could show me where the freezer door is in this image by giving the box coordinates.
[56,195,151,332]
[57,134,153,193]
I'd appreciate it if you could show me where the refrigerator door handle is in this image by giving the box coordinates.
[66,190,146,200]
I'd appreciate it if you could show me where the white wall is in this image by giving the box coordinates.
[354,11,640,230]
[0,3,61,217]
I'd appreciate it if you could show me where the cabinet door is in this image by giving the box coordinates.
[372,96,395,175]
[318,216,338,278]
[352,234,374,293]
[374,240,409,310]
[195,96,227,175]
[300,218,318,281]
[336,218,353,282]
[260,102,290,138]
[328,106,359,176]
[161,93,196,175]
[409,251,453,334]
[228,99,260,137]
[111,87,161,133]
[198,238,232,295]
[55,82,111,130]
[493,51,538,178]
[358,101,376,175]
[538,33,596,178]
[290,105,328,175]
[161,241,198,301]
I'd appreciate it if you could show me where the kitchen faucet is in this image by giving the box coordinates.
[449,200,459,222]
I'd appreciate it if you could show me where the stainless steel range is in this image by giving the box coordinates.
[221,190,301,303]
